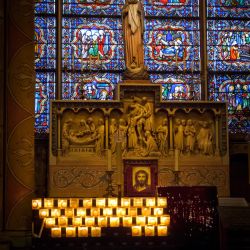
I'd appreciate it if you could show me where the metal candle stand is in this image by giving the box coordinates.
[104,171,117,197]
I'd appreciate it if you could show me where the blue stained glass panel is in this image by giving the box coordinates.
[207,20,250,71]
[145,19,200,71]
[35,72,56,133]
[150,73,201,100]
[208,74,250,133]
[62,72,122,100]
[35,0,56,14]
[144,0,199,17]
[63,0,125,15]
[207,0,250,18]
[35,17,56,69]
[62,17,125,71]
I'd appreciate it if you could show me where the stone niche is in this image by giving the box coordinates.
[49,81,229,197]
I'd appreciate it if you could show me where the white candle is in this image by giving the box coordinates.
[174,149,179,171]
[107,149,112,171]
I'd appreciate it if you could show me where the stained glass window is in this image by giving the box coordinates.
[207,0,250,18]
[34,1,216,133]
[207,0,250,134]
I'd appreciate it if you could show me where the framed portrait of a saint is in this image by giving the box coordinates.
[124,159,158,197]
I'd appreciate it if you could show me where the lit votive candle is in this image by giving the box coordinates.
[58,199,68,208]
[146,197,156,207]
[76,208,86,217]
[108,198,118,207]
[110,217,120,227]
[142,207,151,216]
[51,227,61,238]
[145,226,155,236]
[133,198,143,207]
[65,208,74,217]
[148,216,157,226]
[132,226,142,237]
[98,217,108,227]
[39,209,49,218]
[103,208,113,216]
[121,198,131,207]
[44,198,54,208]
[58,216,68,227]
[116,207,126,217]
[128,208,137,216]
[45,218,55,228]
[136,216,146,226]
[123,216,132,227]
[83,198,92,208]
[73,217,82,226]
[157,197,167,207]
[70,198,79,208]
[32,199,42,210]
[66,227,76,237]
[91,227,101,237]
[157,225,168,236]
[160,215,170,226]
[96,198,106,208]
[51,208,61,217]
[91,208,100,217]
[85,217,95,227]
[154,208,163,216]
[78,227,88,237]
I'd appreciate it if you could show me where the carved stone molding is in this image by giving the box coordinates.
[9,43,35,114]
[7,117,35,188]
[9,0,34,39]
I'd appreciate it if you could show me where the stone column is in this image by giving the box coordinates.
[5,0,35,231]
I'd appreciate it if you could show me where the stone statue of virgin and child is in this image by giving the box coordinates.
[122,0,149,80]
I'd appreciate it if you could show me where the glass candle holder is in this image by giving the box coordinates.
[91,227,101,237]
[58,199,68,208]
[121,198,131,207]
[146,197,156,207]
[122,216,132,227]
[66,227,76,237]
[44,198,54,208]
[73,217,82,226]
[78,227,88,237]
[76,208,86,217]
[39,209,49,219]
[98,217,108,227]
[132,226,142,236]
[45,217,55,228]
[96,198,106,208]
[51,227,61,238]
[51,208,61,217]
[157,225,168,236]
[110,217,120,227]
[145,225,155,236]
[160,215,170,226]
[32,199,42,210]
[85,217,95,227]
[157,197,167,207]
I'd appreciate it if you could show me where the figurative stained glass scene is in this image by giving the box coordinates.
[207,20,250,71]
